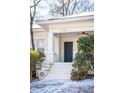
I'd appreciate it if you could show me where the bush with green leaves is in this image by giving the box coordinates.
[30,49,45,80]
[71,34,94,80]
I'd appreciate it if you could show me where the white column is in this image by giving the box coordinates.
[47,32,54,63]
[54,34,60,62]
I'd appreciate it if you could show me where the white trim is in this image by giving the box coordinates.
[51,28,94,33]
[36,15,94,25]
[33,28,46,32]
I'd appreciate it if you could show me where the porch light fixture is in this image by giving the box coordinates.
[81,32,90,35]
[77,32,90,43]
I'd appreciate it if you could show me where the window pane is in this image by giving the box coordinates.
[37,39,44,48]
[36,39,44,53]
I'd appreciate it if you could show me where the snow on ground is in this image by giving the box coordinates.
[30,79,94,93]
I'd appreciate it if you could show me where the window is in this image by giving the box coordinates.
[36,39,44,53]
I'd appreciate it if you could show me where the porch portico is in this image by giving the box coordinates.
[35,12,94,63]
[46,31,93,63]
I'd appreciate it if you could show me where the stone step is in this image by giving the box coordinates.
[37,63,53,80]
[45,63,73,80]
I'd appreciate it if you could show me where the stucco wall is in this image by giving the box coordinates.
[53,33,81,62]
[60,34,79,62]
[53,32,93,62]
[32,16,94,62]
[33,30,48,58]
[49,19,93,62]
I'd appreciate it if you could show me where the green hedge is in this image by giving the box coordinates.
[71,34,94,80]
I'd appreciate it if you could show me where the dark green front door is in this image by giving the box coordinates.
[64,42,73,62]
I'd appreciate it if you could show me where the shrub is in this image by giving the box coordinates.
[71,34,94,80]
[30,49,45,80]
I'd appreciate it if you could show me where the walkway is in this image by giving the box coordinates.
[45,63,73,80]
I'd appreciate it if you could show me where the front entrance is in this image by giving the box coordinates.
[64,42,73,62]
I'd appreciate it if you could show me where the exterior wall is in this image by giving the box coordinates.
[60,34,79,62]
[53,32,93,62]
[49,19,93,62]
[33,30,48,62]
[33,16,94,63]
[32,30,93,62]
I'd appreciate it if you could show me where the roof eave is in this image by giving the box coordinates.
[36,15,94,25]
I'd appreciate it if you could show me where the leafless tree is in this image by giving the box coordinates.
[47,0,78,16]
[79,0,94,12]
[30,0,41,50]
[47,0,94,17]
[30,0,42,80]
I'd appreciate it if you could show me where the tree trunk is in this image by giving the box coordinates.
[30,0,42,80]
[30,62,32,80]
[30,13,35,50]
[30,13,35,80]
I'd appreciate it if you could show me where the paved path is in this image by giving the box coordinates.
[45,63,73,80]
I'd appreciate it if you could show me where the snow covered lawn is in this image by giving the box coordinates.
[30,79,94,93]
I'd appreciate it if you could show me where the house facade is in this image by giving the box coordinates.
[32,12,94,63]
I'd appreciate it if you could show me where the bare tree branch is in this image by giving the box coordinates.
[30,0,42,50]
[65,0,71,16]
[31,0,41,8]
[47,0,94,17]
[71,0,80,14]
